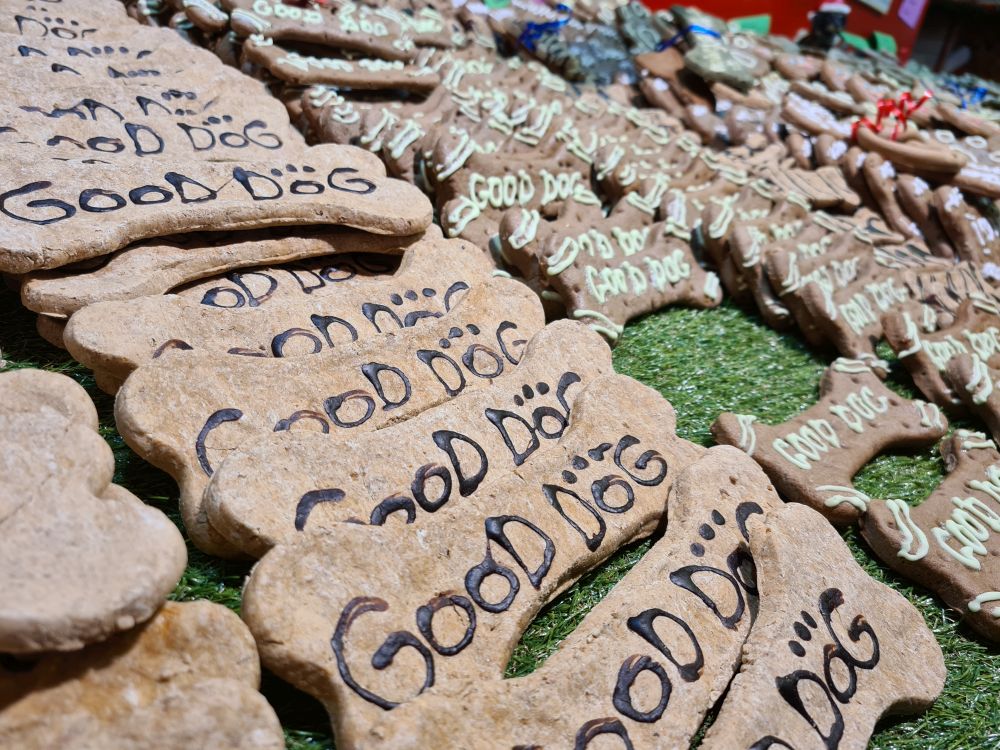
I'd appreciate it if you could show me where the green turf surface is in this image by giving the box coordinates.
[2,283,998,749]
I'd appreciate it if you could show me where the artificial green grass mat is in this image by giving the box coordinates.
[2,283,998,749]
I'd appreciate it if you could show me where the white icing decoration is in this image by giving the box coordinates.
[968,592,1000,618]
[915,400,944,430]
[818,485,871,511]
[703,272,721,301]
[885,499,929,561]
[735,414,757,456]
[966,355,994,405]
[572,309,623,342]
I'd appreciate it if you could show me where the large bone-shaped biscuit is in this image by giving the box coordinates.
[20,226,434,317]
[712,358,948,526]
[241,373,704,744]
[114,276,543,557]
[862,429,1000,642]
[0,369,186,653]
[63,237,492,379]
[0,142,432,274]
[0,601,284,749]
[365,447,783,748]
[699,503,945,749]
[205,320,613,556]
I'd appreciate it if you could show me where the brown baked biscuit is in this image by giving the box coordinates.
[63,237,492,377]
[0,369,186,653]
[1,0,134,39]
[896,174,956,258]
[0,601,284,749]
[944,353,1000,445]
[240,373,704,744]
[366,447,783,748]
[205,320,613,555]
[861,152,924,241]
[114,276,544,556]
[862,429,1000,642]
[20,226,432,318]
[0,143,433,274]
[699,503,945,749]
[240,35,440,92]
[712,357,948,526]
[932,185,1000,265]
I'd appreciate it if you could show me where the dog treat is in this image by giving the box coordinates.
[883,298,1000,409]
[861,153,924,240]
[2,0,134,38]
[933,185,1000,265]
[945,354,1000,444]
[754,162,860,210]
[712,357,948,526]
[0,369,185,653]
[0,143,433,274]
[365,446,783,748]
[205,320,612,556]
[0,601,284,749]
[241,373,704,743]
[862,429,1000,642]
[699,503,946,749]
[20,226,432,317]
[63,237,492,377]
[34,314,67,349]
[114,276,544,556]
[896,174,956,258]
[240,36,440,92]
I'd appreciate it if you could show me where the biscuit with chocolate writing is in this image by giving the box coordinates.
[367,446,782,748]
[20,226,431,318]
[0,368,185,653]
[0,143,432,274]
[862,429,1000,642]
[712,357,948,526]
[699,502,945,749]
[115,276,543,556]
[240,373,704,744]
[63,237,491,379]
[0,601,284,749]
[205,320,613,555]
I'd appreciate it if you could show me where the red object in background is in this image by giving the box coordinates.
[641,0,931,61]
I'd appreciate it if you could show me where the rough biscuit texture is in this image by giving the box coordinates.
[205,320,613,556]
[862,429,1000,642]
[241,373,704,744]
[20,226,433,317]
[114,276,544,557]
[700,503,945,749]
[0,601,284,750]
[0,143,432,274]
[0,369,186,653]
[63,237,493,377]
[713,357,948,526]
[366,447,782,748]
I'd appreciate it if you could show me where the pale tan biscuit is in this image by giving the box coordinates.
[114,276,544,556]
[21,226,434,317]
[367,447,783,748]
[241,373,704,744]
[63,237,492,379]
[699,503,945,749]
[0,601,284,750]
[205,320,613,556]
[0,143,433,274]
[0,369,186,653]
[862,429,1000,642]
[712,357,948,526]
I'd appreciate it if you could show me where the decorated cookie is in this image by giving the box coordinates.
[699,503,945,749]
[205,320,613,555]
[365,446,783,747]
[944,354,1000,445]
[861,152,924,241]
[114,277,543,556]
[933,185,1000,265]
[896,174,956,258]
[240,373,704,744]
[862,429,1000,641]
[0,601,284,749]
[712,357,948,526]
[0,143,432,274]
[883,298,1000,409]
[0,369,185,653]
[19,226,432,318]
[63,237,492,377]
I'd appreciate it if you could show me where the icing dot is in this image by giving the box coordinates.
[793,622,812,641]
[789,641,806,657]
[439,339,450,349]
[422,288,435,297]
[698,524,715,540]
[466,324,480,335]
[522,385,534,399]
[711,509,725,525]
[223,114,233,123]
[537,382,550,395]
[572,456,589,470]
[448,327,463,339]
[405,290,418,301]
[270,168,282,177]
[801,611,817,628]
[303,166,315,173]
[690,543,705,557]
[514,395,524,406]
[561,470,577,484]
[390,293,403,305]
